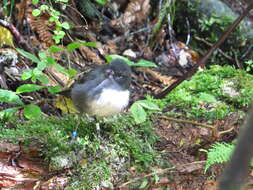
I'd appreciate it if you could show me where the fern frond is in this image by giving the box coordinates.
[201,142,234,173]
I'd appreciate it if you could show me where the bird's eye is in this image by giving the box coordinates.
[105,69,114,77]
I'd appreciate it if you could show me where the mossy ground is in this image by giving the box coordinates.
[150,65,253,119]
[1,65,253,189]
[0,114,161,189]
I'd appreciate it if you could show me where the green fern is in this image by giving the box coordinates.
[200,142,234,173]
[201,142,253,173]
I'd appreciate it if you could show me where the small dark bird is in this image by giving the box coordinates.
[70,59,131,116]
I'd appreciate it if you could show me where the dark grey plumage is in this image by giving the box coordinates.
[70,59,131,116]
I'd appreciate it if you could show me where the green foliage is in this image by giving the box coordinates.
[200,142,253,173]
[174,0,249,68]
[130,99,160,124]
[0,88,42,119]
[1,43,94,119]
[198,15,234,42]
[0,114,160,189]
[31,0,70,44]
[200,142,234,173]
[2,0,15,17]
[66,41,97,51]
[0,89,23,105]
[149,65,253,119]
[95,0,108,6]
[106,54,157,67]
[245,59,253,72]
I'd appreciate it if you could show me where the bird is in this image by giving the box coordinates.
[69,59,131,117]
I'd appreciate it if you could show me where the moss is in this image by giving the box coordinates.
[0,114,160,189]
[151,65,253,119]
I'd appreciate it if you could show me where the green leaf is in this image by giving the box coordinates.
[154,174,159,183]
[53,64,68,75]
[21,69,33,80]
[81,41,97,48]
[37,61,47,71]
[198,93,217,102]
[137,100,160,110]
[48,86,62,94]
[16,84,44,93]
[130,103,147,124]
[106,55,157,67]
[67,42,81,51]
[40,5,49,11]
[49,16,57,22]
[32,0,39,5]
[45,56,56,65]
[36,74,49,85]
[48,45,64,53]
[0,89,23,105]
[61,22,70,29]
[106,54,134,65]
[33,68,43,76]
[23,104,41,119]
[67,41,97,51]
[0,107,21,118]
[38,51,47,59]
[32,9,41,17]
[66,68,77,78]
[16,48,40,63]
[136,59,157,67]
[139,178,148,189]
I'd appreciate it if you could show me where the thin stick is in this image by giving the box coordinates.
[118,161,205,188]
[158,115,215,129]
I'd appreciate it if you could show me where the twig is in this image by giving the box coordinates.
[157,115,215,129]
[118,161,205,188]
[185,18,191,45]
[194,36,234,61]
[0,19,32,52]
[218,126,235,136]
[148,0,174,49]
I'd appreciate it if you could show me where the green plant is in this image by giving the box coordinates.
[130,99,160,124]
[245,59,253,72]
[106,54,157,67]
[2,0,15,17]
[200,142,253,173]
[31,0,70,44]
[0,41,98,119]
[148,65,253,119]
[200,142,234,173]
[95,0,108,5]
[0,113,160,189]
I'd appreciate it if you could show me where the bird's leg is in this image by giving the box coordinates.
[70,114,81,143]
[95,116,102,139]
[96,122,101,136]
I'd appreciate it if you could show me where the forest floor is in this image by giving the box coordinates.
[0,0,253,189]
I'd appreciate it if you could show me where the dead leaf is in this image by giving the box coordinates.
[141,67,176,85]
[54,96,79,114]
[0,26,15,48]
[27,8,54,47]
[110,0,150,32]
[79,46,103,64]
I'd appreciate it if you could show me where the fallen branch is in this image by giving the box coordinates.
[117,161,205,189]
[0,19,32,52]
[157,115,215,129]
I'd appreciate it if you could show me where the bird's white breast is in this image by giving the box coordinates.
[88,88,130,116]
